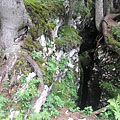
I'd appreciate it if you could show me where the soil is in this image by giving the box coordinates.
[51,107,85,120]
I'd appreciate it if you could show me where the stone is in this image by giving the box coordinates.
[38,34,46,47]
[9,110,19,120]
[52,18,63,38]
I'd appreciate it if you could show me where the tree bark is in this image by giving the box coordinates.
[67,0,73,26]
[0,0,28,50]
[95,0,104,31]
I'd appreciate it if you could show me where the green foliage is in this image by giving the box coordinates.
[110,25,120,41]
[16,77,41,109]
[55,25,82,48]
[100,82,120,98]
[74,0,92,19]
[32,50,42,59]
[52,82,69,101]
[0,95,9,118]
[22,37,46,70]
[41,53,78,119]
[108,94,120,120]
[81,106,93,115]
[106,25,120,54]
[46,40,54,49]
[45,57,59,84]
[59,56,69,71]
[98,94,120,120]
[24,0,37,3]
[25,0,64,4]
[107,34,120,47]
[42,94,64,115]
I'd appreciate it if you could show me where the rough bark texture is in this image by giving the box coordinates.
[0,0,28,50]
[95,0,104,31]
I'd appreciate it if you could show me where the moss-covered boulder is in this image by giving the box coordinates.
[55,25,82,51]
[25,1,65,39]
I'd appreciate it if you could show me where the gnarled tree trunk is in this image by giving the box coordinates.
[0,0,29,82]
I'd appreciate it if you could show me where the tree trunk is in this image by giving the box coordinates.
[0,0,28,51]
[95,0,104,31]
[104,0,113,15]
[67,0,73,26]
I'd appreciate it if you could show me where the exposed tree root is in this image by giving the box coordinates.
[21,51,50,114]
[0,54,17,82]
[102,14,119,36]
[102,13,120,54]
[21,51,44,92]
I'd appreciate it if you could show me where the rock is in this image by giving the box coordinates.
[52,18,63,38]
[55,50,64,61]
[26,72,36,82]
[33,85,49,113]
[9,110,19,120]
[69,49,77,58]
[37,34,46,47]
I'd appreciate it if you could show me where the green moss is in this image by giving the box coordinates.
[103,64,115,69]
[55,25,82,48]
[35,57,46,71]
[22,37,46,70]
[107,34,120,47]
[106,34,120,55]
[51,82,70,101]
[25,1,65,39]
[22,37,43,53]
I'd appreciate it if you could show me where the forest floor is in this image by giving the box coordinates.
[51,107,84,120]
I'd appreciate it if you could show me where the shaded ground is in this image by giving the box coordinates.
[51,107,85,120]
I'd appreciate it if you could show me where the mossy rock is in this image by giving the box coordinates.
[22,37,43,53]
[22,37,46,70]
[106,25,120,55]
[25,1,65,39]
[55,25,82,49]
